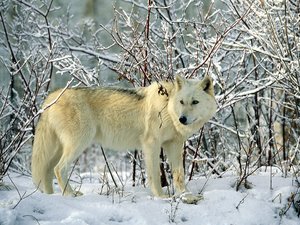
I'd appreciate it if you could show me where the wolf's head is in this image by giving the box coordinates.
[168,75,217,132]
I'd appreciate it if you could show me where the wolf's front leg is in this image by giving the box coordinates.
[142,140,165,198]
[164,141,202,204]
[164,141,186,194]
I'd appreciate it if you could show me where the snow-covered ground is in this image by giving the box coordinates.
[0,168,299,225]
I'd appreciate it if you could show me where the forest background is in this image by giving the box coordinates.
[0,0,299,211]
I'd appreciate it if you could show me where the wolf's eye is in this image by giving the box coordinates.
[180,100,184,105]
[192,100,199,105]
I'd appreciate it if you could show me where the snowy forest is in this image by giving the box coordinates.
[0,0,300,224]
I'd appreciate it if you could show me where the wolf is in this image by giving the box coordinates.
[31,75,217,203]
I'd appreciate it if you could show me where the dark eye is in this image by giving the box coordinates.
[180,100,184,105]
[192,100,199,105]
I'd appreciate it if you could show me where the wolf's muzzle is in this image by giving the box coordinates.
[179,116,187,125]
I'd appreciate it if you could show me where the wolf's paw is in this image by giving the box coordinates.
[154,192,170,199]
[151,188,170,199]
[180,192,203,204]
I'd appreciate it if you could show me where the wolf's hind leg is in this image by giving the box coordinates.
[41,166,54,194]
[54,142,89,196]
[54,123,95,196]
[54,148,79,196]
[39,145,62,194]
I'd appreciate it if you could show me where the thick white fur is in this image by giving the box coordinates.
[31,75,217,203]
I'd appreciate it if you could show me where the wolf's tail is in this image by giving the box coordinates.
[31,112,60,194]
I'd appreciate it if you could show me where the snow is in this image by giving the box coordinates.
[0,169,299,225]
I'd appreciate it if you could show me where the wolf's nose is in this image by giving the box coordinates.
[179,116,187,125]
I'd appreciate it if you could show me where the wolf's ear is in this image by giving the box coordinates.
[175,75,185,90]
[200,76,214,96]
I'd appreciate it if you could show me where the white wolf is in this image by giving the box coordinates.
[31,75,217,203]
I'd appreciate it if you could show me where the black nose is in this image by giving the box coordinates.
[179,116,187,125]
